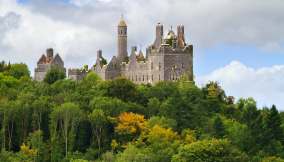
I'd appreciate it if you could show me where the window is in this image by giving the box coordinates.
[152,75,154,81]
[159,62,161,71]
[159,75,160,81]
[151,62,153,70]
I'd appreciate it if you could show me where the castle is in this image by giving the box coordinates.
[35,17,193,84]
[34,48,65,81]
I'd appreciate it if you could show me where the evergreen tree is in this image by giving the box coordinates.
[213,116,226,138]
[266,105,283,143]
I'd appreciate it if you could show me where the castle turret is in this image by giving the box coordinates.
[177,25,185,48]
[117,16,128,63]
[153,23,163,48]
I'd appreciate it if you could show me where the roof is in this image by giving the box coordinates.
[118,18,127,27]
[37,54,46,64]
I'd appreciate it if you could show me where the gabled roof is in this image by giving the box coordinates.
[37,54,46,64]
[51,54,64,65]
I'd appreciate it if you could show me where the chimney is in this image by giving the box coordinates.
[46,48,53,58]
[97,49,102,59]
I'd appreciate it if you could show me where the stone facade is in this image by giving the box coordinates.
[68,68,88,81]
[35,17,194,84]
[34,48,65,81]
[91,18,193,84]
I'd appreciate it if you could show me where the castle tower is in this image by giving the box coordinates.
[177,25,185,48]
[117,16,128,63]
[153,23,163,48]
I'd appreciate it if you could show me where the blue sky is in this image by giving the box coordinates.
[1,0,284,109]
[195,44,284,75]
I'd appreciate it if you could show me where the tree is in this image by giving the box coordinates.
[116,144,151,162]
[44,67,66,84]
[172,139,249,162]
[50,102,83,158]
[115,112,146,142]
[105,77,138,102]
[213,116,226,138]
[7,63,30,79]
[26,130,47,162]
[137,125,180,162]
[266,105,283,142]
[147,116,177,129]
[261,156,284,162]
[89,109,108,153]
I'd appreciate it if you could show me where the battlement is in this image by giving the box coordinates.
[68,68,88,81]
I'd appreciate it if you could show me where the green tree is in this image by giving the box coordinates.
[213,116,226,138]
[7,63,30,79]
[147,116,177,129]
[89,109,108,153]
[172,139,248,162]
[26,130,47,162]
[105,77,138,102]
[50,102,83,158]
[116,144,151,162]
[44,67,66,84]
[266,105,283,142]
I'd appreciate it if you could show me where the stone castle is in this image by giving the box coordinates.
[35,17,193,84]
[34,48,65,81]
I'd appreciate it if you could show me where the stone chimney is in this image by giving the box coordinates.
[46,48,54,62]
[97,49,102,59]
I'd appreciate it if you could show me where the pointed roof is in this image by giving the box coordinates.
[37,54,46,64]
[118,15,127,27]
[136,50,145,62]
[51,54,64,65]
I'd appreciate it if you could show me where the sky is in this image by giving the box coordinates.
[1,0,284,110]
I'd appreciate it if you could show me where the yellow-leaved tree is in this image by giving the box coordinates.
[115,112,146,143]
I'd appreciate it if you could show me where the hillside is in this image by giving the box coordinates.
[0,61,284,162]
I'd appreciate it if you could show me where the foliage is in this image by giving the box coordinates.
[172,139,249,162]
[0,61,284,161]
[44,66,66,84]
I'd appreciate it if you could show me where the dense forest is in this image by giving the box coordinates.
[0,60,284,162]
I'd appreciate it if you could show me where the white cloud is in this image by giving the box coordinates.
[196,61,284,110]
[0,0,284,109]
[0,0,113,71]
[1,0,284,68]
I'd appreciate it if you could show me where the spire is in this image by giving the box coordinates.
[118,14,127,27]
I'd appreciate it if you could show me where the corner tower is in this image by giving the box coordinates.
[117,16,128,63]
